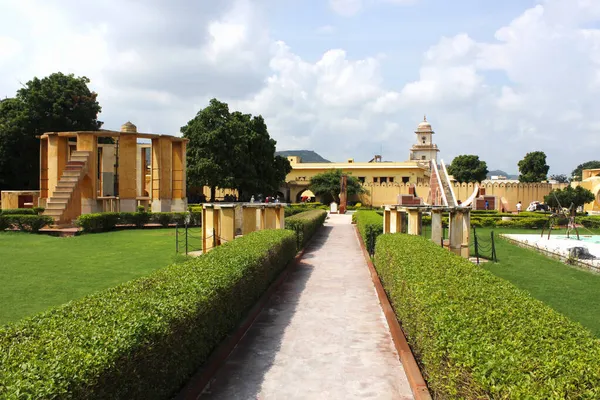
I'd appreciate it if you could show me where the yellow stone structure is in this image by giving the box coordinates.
[572,168,600,213]
[0,191,40,210]
[202,203,286,253]
[281,116,565,210]
[39,122,188,225]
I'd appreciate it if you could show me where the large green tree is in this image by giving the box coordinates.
[447,155,488,183]
[182,99,291,201]
[309,169,366,203]
[544,186,595,215]
[0,72,102,190]
[518,151,550,182]
[571,161,600,182]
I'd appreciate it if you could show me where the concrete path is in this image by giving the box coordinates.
[200,214,414,399]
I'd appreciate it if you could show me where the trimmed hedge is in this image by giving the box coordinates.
[0,208,37,215]
[353,210,383,254]
[285,209,327,248]
[0,229,297,399]
[374,233,600,399]
[76,211,198,233]
[3,215,53,232]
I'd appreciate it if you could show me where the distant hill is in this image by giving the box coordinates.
[276,150,330,163]
[487,169,518,179]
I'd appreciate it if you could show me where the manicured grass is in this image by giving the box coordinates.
[0,229,187,325]
[476,227,600,337]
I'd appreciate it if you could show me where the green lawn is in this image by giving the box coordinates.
[465,227,600,337]
[0,229,188,326]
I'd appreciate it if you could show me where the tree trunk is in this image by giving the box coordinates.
[210,186,216,202]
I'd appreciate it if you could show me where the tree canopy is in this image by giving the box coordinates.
[544,186,595,214]
[181,98,291,201]
[309,169,366,203]
[550,174,569,183]
[571,161,600,182]
[0,72,102,190]
[447,155,488,183]
[518,151,550,183]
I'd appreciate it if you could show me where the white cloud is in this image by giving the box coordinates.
[1,0,600,175]
[329,0,417,17]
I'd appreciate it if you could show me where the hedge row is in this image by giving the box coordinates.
[0,229,297,399]
[374,233,600,399]
[0,207,44,215]
[285,209,327,248]
[353,210,383,254]
[76,211,195,233]
[0,215,54,233]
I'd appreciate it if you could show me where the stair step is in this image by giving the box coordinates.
[46,203,67,210]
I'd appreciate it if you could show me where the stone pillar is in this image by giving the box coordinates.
[242,206,257,235]
[265,207,278,229]
[171,140,187,212]
[389,209,398,233]
[383,208,391,234]
[151,137,173,212]
[256,207,266,230]
[46,135,69,198]
[407,209,422,235]
[202,206,221,253]
[76,133,98,214]
[449,210,463,257]
[461,210,471,258]
[276,206,285,229]
[220,206,236,244]
[431,210,443,245]
[118,133,137,212]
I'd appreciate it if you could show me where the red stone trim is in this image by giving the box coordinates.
[176,235,315,400]
[354,226,432,400]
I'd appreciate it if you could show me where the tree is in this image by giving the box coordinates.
[309,169,366,203]
[0,72,102,190]
[544,186,595,215]
[550,174,569,183]
[571,161,600,182]
[182,99,291,201]
[518,151,550,182]
[447,155,488,183]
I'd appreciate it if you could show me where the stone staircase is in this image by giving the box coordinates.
[439,160,457,207]
[43,151,90,225]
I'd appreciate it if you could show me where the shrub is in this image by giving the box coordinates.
[284,209,327,248]
[0,208,37,215]
[33,207,45,214]
[76,212,120,233]
[4,215,53,232]
[152,212,188,227]
[120,211,151,228]
[0,229,297,399]
[374,233,600,399]
[188,205,202,226]
[578,216,600,229]
[353,210,383,255]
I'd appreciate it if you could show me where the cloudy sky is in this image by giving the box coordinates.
[1,0,599,175]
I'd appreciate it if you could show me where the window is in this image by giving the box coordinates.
[421,155,426,160]
[358,176,365,183]
[402,176,410,183]
[422,136,426,144]
[380,177,388,183]
[389,177,394,183]
[373,177,378,183]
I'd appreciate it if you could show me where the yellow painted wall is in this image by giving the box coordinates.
[0,191,40,210]
[118,134,137,199]
[573,169,600,212]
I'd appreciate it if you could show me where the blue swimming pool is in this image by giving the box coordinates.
[553,235,600,244]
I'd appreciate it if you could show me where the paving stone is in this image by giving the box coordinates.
[200,214,414,399]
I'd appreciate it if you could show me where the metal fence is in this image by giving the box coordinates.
[472,227,497,264]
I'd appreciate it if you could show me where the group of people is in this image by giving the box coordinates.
[250,194,281,203]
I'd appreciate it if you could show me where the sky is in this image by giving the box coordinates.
[1,0,599,175]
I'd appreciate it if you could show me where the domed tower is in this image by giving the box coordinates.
[409,115,439,164]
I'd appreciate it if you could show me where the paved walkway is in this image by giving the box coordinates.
[200,214,413,399]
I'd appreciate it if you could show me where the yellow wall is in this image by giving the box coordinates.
[573,169,600,212]
[1,191,40,210]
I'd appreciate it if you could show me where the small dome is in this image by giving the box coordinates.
[121,121,137,133]
[415,115,434,133]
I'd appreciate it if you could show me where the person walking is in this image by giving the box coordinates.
[516,201,522,214]
[485,200,489,210]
